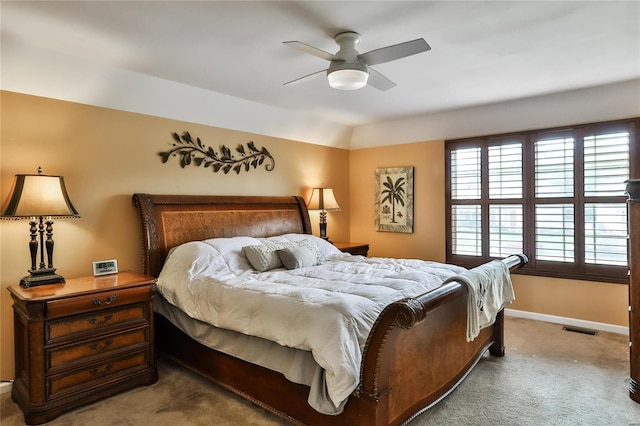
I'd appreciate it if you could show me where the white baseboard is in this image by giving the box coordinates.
[0,381,12,395]
[505,308,629,335]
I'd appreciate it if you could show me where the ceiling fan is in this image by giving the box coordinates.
[283,31,431,91]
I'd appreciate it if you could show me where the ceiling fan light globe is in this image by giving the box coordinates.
[328,69,369,90]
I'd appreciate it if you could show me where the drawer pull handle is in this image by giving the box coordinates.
[88,314,113,326]
[92,295,117,305]
[88,339,113,352]
[89,364,113,377]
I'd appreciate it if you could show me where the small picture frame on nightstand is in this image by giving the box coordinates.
[92,259,118,276]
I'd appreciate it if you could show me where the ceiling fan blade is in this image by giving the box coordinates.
[283,69,327,86]
[367,68,397,91]
[359,38,431,66]
[283,41,337,62]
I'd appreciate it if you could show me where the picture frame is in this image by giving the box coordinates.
[92,259,118,276]
[375,166,414,233]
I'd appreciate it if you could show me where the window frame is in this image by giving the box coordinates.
[445,118,638,284]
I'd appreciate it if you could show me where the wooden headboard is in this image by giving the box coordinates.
[132,194,312,277]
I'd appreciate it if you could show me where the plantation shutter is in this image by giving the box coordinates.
[584,203,627,266]
[451,147,482,256]
[535,204,575,262]
[489,143,523,199]
[535,136,574,198]
[451,147,480,200]
[584,132,629,197]
[452,205,481,256]
[534,135,575,263]
[489,204,523,257]
[488,142,523,257]
[583,130,630,266]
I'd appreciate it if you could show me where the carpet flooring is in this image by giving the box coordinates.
[2,317,640,425]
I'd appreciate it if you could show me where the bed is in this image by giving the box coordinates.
[132,193,527,425]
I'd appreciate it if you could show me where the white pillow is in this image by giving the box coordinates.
[157,241,232,303]
[163,241,226,278]
[202,236,261,274]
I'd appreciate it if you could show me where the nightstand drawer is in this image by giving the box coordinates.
[46,285,151,319]
[47,327,149,373]
[47,350,148,400]
[46,303,149,344]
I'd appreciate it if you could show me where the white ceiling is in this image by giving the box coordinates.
[2,1,639,128]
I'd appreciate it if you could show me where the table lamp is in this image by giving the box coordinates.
[2,167,80,287]
[307,187,341,242]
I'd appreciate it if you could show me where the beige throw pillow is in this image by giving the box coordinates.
[276,245,318,269]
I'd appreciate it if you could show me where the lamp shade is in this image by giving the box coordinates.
[327,69,369,90]
[2,174,80,218]
[307,188,341,212]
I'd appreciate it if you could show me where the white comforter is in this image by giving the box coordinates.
[156,234,466,414]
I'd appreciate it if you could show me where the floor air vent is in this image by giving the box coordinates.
[562,326,597,336]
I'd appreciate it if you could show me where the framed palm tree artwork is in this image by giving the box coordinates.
[375,166,414,233]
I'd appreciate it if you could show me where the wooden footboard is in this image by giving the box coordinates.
[356,282,499,425]
[134,193,527,425]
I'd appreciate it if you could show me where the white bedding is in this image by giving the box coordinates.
[155,234,466,415]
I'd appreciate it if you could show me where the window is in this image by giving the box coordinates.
[446,118,638,284]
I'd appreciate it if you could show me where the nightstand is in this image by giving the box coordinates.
[333,242,370,256]
[8,271,157,425]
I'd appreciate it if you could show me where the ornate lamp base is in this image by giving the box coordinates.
[20,269,66,288]
[318,211,332,243]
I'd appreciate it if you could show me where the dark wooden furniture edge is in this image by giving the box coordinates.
[12,372,157,425]
[333,242,370,256]
[132,193,528,425]
[627,179,640,404]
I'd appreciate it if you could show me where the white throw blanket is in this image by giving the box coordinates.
[443,260,515,342]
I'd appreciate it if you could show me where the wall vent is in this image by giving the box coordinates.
[562,326,597,336]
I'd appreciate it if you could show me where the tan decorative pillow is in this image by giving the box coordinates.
[276,245,318,270]
[243,242,286,272]
[244,240,321,272]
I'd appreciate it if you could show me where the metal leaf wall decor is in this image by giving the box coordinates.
[159,131,275,174]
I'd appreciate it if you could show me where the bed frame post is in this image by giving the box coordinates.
[489,310,505,356]
[489,253,527,357]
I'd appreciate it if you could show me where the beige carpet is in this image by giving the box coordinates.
[2,317,640,425]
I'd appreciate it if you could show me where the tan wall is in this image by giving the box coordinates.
[0,91,350,380]
[509,275,628,325]
[349,141,447,261]
[349,139,629,327]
